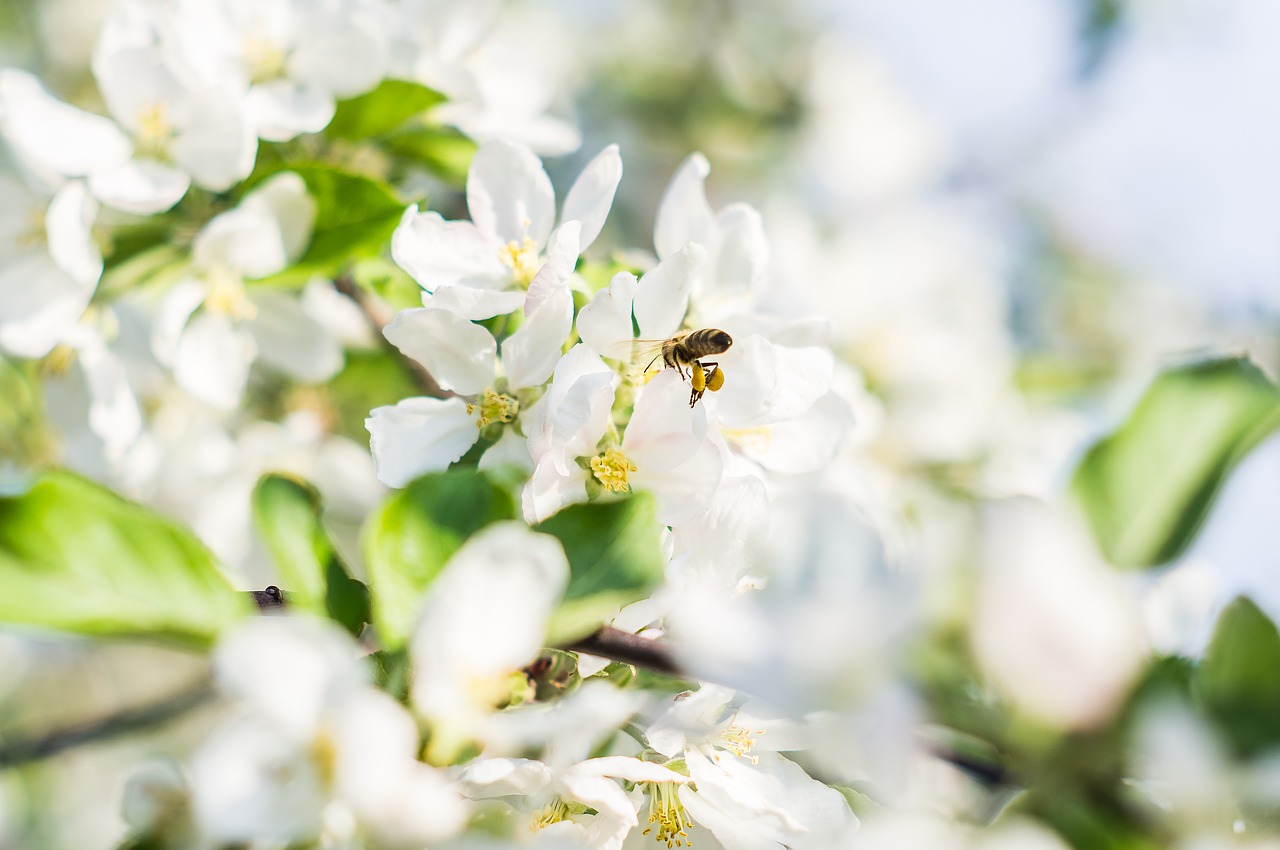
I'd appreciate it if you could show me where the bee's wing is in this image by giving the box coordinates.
[603,337,669,369]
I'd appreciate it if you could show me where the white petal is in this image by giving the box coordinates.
[244,81,335,142]
[173,311,256,409]
[524,220,581,315]
[77,338,142,460]
[366,397,479,488]
[0,69,131,178]
[391,206,507,293]
[453,757,553,799]
[44,181,102,285]
[214,616,367,737]
[622,369,708,468]
[654,152,713,260]
[171,87,258,191]
[0,252,93,358]
[502,286,572,390]
[466,139,556,246]
[561,144,622,251]
[194,206,289,279]
[424,284,526,321]
[730,393,854,474]
[557,774,637,826]
[247,290,343,383]
[521,456,589,524]
[707,203,768,303]
[573,756,689,785]
[151,279,207,367]
[632,437,724,528]
[243,173,316,266]
[634,244,706,340]
[577,271,637,357]
[478,428,534,475]
[288,11,389,98]
[383,307,496,395]
[88,158,190,215]
[412,523,570,725]
[524,344,617,474]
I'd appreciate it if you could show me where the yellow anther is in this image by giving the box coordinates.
[18,208,46,250]
[591,448,636,494]
[466,389,519,428]
[641,781,694,848]
[497,236,541,288]
[40,343,77,377]
[203,269,258,322]
[531,799,572,831]
[134,102,174,159]
[243,34,287,83]
[717,724,759,763]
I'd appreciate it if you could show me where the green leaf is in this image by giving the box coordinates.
[326,79,447,140]
[535,494,666,644]
[0,470,249,643]
[363,470,516,649]
[251,473,370,636]
[1193,596,1280,755]
[251,165,405,287]
[384,125,478,185]
[1072,357,1280,568]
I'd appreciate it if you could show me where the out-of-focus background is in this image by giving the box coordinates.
[1,0,1278,847]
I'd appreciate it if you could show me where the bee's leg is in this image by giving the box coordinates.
[644,353,662,374]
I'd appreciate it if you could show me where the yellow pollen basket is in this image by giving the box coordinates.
[642,781,695,848]
[203,270,258,322]
[134,102,175,160]
[466,389,519,428]
[591,448,636,493]
[497,236,541,288]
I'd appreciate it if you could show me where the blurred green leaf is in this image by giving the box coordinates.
[252,165,405,287]
[97,244,189,299]
[326,79,447,140]
[1193,596,1280,755]
[384,124,478,185]
[251,473,370,635]
[0,470,249,643]
[536,494,666,644]
[363,470,516,649]
[1072,357,1280,568]
[327,349,421,441]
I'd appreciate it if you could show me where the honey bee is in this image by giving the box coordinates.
[624,328,733,407]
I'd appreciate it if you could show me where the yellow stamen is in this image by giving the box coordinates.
[531,798,572,831]
[243,34,287,83]
[466,389,519,428]
[497,236,541,288]
[591,448,636,494]
[203,269,258,322]
[18,208,46,250]
[642,781,694,848]
[716,724,764,763]
[134,102,174,160]
[39,344,77,377]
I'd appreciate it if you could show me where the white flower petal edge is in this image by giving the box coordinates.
[383,307,497,395]
[467,139,557,246]
[633,244,706,340]
[366,397,479,488]
[654,152,713,260]
[503,285,574,390]
[560,144,623,252]
[0,69,131,180]
[577,271,637,356]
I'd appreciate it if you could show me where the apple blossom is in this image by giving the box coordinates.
[391,139,621,320]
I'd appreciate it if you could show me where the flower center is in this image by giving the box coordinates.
[203,268,258,322]
[531,798,572,831]
[466,389,519,428]
[18,207,46,250]
[591,448,636,493]
[642,781,694,848]
[244,34,287,83]
[39,343,77,377]
[715,723,763,763]
[134,102,175,160]
[497,236,541,288]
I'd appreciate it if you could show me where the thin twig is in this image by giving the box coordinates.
[564,626,683,676]
[0,678,216,769]
[333,273,452,398]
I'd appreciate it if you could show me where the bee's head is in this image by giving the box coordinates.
[710,330,733,351]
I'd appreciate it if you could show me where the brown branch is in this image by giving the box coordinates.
[0,678,215,768]
[563,625,682,676]
[333,273,453,398]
